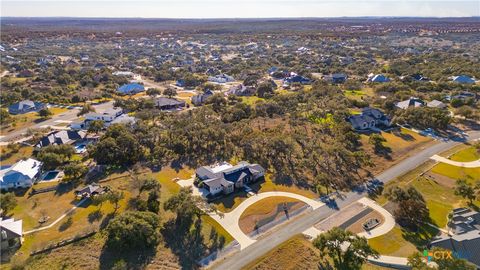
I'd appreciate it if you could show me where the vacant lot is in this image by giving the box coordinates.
[361,128,433,174]
[1,107,69,135]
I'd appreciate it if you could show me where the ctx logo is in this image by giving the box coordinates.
[423,250,453,261]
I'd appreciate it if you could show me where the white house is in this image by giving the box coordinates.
[0,158,42,190]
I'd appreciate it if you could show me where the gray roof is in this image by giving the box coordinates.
[37,130,86,148]
[155,97,186,109]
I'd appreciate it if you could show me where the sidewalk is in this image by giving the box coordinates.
[430,154,480,168]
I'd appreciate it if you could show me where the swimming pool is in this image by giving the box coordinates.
[75,144,87,153]
[43,171,59,181]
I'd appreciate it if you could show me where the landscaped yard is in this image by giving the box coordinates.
[368,226,419,257]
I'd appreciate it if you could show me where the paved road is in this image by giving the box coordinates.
[0,101,114,143]
[212,130,480,270]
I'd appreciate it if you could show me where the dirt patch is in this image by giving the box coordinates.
[425,171,456,188]
[347,210,385,234]
[239,199,306,234]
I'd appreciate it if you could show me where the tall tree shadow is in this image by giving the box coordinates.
[161,216,207,269]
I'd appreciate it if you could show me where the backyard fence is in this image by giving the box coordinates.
[248,204,312,239]
[29,185,58,196]
[196,240,240,267]
[30,230,97,256]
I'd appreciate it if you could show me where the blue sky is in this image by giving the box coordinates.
[1,1,479,18]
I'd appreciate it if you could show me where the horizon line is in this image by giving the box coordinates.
[2,15,479,19]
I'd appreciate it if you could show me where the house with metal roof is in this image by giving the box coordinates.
[367,74,390,83]
[8,100,46,115]
[191,90,214,106]
[429,208,480,268]
[195,161,265,196]
[36,130,86,148]
[450,75,475,84]
[117,83,145,95]
[0,158,42,190]
[395,97,425,110]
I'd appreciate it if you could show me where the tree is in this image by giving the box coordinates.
[163,87,177,98]
[107,190,124,214]
[78,104,95,116]
[37,144,76,170]
[89,124,143,167]
[385,186,429,229]
[38,108,52,119]
[147,190,160,213]
[139,178,161,194]
[313,227,379,270]
[407,252,432,270]
[368,133,390,155]
[0,109,13,126]
[256,82,274,98]
[0,193,17,216]
[455,106,475,119]
[87,120,104,134]
[454,179,476,204]
[146,88,161,97]
[62,162,88,182]
[205,94,227,113]
[105,211,160,250]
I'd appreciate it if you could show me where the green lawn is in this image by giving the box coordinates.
[241,96,264,106]
[368,226,418,257]
[431,163,480,182]
[448,146,480,162]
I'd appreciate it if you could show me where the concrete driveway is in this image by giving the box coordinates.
[208,191,324,249]
[430,154,480,168]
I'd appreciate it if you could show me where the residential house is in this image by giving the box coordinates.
[395,97,425,110]
[74,184,107,199]
[429,208,480,268]
[347,107,390,130]
[175,79,186,87]
[283,74,311,85]
[155,97,186,111]
[8,100,46,115]
[324,73,348,84]
[227,84,256,96]
[70,108,125,129]
[367,74,390,83]
[196,161,265,196]
[191,90,213,106]
[117,83,145,95]
[208,74,235,84]
[17,69,34,78]
[450,75,475,84]
[36,130,86,148]
[0,158,42,190]
[0,218,23,250]
[427,100,447,109]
